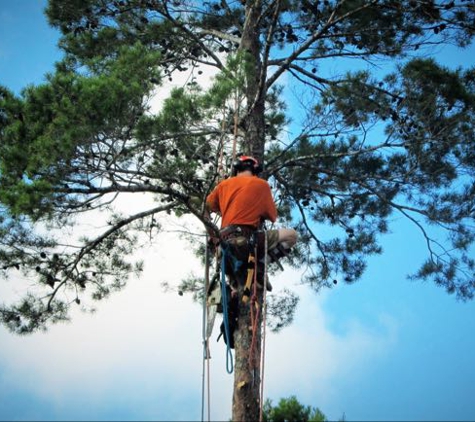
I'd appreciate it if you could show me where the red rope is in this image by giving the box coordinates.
[248,244,260,370]
[259,232,269,422]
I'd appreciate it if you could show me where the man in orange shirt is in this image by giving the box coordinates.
[206,155,297,348]
[206,155,297,282]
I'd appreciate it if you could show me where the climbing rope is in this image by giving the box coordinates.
[200,80,257,419]
[259,231,269,422]
[244,229,270,422]
[201,234,212,422]
[232,92,239,162]
[248,238,260,370]
[200,91,241,421]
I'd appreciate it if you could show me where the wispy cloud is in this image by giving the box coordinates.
[0,235,399,421]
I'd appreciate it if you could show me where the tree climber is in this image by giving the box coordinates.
[206,155,298,291]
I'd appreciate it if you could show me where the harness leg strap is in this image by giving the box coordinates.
[242,253,255,303]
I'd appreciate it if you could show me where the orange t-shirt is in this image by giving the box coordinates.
[206,175,277,228]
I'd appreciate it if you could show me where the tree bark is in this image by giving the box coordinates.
[232,2,267,420]
[232,284,263,421]
[239,0,266,163]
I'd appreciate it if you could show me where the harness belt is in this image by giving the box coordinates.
[219,225,258,303]
[219,224,256,240]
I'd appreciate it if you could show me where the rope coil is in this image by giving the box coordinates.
[220,244,234,374]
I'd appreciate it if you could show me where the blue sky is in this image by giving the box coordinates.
[1,1,475,421]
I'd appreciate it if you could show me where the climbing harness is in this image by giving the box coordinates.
[220,229,270,421]
[201,225,280,421]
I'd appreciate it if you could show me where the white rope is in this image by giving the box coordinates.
[201,233,211,422]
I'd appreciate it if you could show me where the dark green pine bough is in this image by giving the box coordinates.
[1,1,475,420]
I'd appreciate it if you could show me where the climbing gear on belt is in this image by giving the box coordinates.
[216,292,239,349]
[242,250,256,303]
[219,224,255,241]
[210,224,292,378]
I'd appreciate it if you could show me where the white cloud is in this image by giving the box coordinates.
[261,273,399,409]
[0,52,400,421]
[0,234,399,421]
[149,58,222,114]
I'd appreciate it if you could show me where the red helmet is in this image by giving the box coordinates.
[232,155,262,175]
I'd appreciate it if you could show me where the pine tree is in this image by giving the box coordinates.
[262,396,328,422]
[1,1,475,420]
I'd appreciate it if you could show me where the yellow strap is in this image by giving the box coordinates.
[242,254,255,303]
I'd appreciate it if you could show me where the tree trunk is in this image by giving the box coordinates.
[239,0,266,163]
[232,285,263,421]
[232,2,267,421]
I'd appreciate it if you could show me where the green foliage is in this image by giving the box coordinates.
[204,51,257,108]
[266,288,300,332]
[0,42,160,219]
[2,0,475,334]
[262,396,327,422]
[159,87,203,132]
